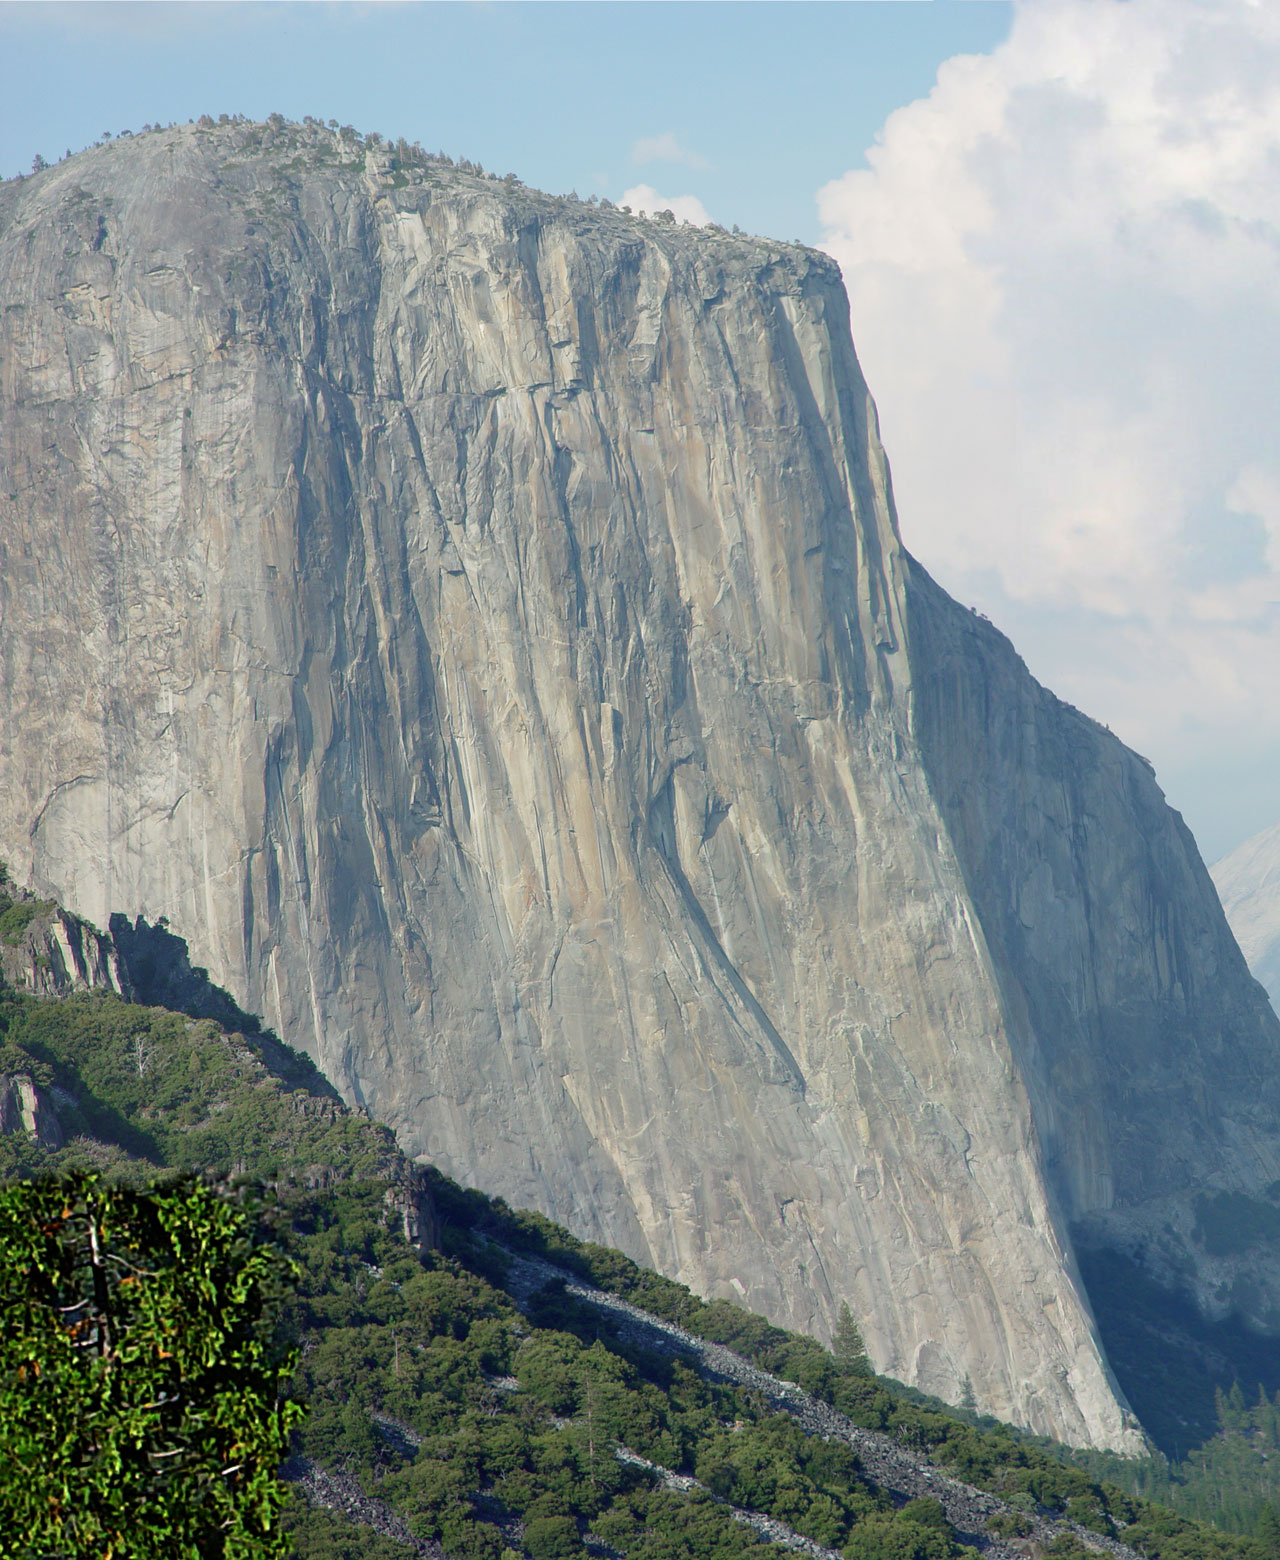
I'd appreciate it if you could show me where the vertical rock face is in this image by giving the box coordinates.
[0,897,131,1000]
[908,576,1280,1335]
[0,1072,64,1148]
[2,122,1277,1450]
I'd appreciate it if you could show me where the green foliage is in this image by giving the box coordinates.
[287,1199,882,1560]
[839,1514,960,1560]
[1159,1389,1280,1536]
[0,986,401,1186]
[523,1514,582,1559]
[1254,1504,1280,1555]
[1045,1534,1095,1560]
[0,894,53,945]
[0,960,1274,1560]
[279,1502,419,1557]
[0,1171,302,1558]
[833,1301,872,1379]
[425,1169,1277,1560]
[900,1498,955,1533]
[593,1489,786,1560]
[986,1509,1033,1540]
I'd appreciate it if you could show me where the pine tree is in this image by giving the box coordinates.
[833,1301,872,1377]
[1255,1502,1280,1557]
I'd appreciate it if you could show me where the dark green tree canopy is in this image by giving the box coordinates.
[0,1171,302,1559]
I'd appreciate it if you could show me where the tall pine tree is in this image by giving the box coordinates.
[833,1301,872,1377]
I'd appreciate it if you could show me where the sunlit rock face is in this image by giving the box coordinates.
[3,121,1277,1450]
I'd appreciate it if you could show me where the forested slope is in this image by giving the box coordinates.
[0,887,1277,1560]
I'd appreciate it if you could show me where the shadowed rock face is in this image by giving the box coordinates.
[2,121,1277,1450]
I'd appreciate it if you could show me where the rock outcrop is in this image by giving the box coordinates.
[0,1071,64,1149]
[1212,823,1280,1013]
[0,887,131,1000]
[2,120,1278,1449]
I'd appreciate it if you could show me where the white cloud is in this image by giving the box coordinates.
[818,0,1280,855]
[632,132,711,171]
[619,183,712,227]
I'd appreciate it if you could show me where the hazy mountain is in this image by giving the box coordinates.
[1212,823,1280,1012]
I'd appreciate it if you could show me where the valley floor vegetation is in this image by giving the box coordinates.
[1,933,1278,1560]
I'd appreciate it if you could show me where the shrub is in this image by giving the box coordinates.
[524,1514,583,1560]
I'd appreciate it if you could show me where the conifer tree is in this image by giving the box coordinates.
[832,1300,872,1377]
[1255,1503,1280,1557]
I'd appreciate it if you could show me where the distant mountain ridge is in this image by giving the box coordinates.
[1212,823,1280,1013]
[2,117,1278,1450]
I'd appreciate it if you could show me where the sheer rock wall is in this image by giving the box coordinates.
[3,123,1278,1448]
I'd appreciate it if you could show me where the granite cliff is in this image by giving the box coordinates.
[3,119,1278,1451]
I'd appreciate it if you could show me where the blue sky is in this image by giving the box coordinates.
[0,2,1011,243]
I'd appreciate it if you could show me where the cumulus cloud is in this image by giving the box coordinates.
[632,132,711,171]
[619,183,712,226]
[818,0,1280,854]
